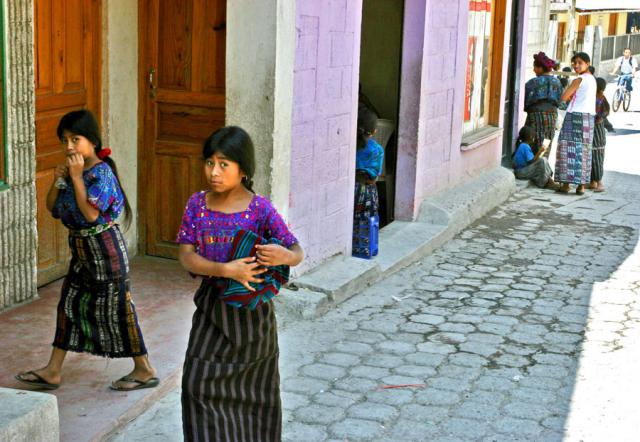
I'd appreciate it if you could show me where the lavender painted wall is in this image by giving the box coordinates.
[395,0,518,220]
[289,0,363,272]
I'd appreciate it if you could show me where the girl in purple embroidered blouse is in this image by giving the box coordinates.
[177,126,304,291]
[176,126,304,441]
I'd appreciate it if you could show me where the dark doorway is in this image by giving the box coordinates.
[358,0,405,228]
[502,0,526,165]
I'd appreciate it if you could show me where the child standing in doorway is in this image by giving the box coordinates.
[16,110,158,391]
[353,106,384,257]
[590,77,610,192]
[177,126,304,441]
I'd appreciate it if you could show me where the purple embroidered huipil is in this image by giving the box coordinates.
[176,191,297,263]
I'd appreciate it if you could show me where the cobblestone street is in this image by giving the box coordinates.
[112,171,640,441]
[111,98,640,442]
[274,186,639,442]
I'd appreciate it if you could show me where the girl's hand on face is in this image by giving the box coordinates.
[255,244,293,267]
[224,257,266,292]
[67,153,85,179]
[54,164,69,179]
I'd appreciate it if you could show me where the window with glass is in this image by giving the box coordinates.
[463,0,494,134]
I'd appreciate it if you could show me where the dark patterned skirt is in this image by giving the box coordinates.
[593,121,607,148]
[53,225,147,357]
[555,111,594,185]
[525,109,558,158]
[353,182,379,256]
[182,280,281,442]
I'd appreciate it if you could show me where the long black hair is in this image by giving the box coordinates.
[571,52,591,65]
[203,126,256,192]
[515,126,536,151]
[356,106,378,150]
[56,109,132,228]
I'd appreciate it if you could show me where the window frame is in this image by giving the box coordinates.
[461,0,507,141]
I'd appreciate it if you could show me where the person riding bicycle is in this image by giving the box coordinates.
[610,47,638,92]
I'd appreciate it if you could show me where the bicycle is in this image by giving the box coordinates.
[612,74,633,112]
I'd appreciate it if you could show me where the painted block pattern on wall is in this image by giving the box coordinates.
[0,0,38,310]
[411,0,505,209]
[416,0,460,198]
[290,0,362,272]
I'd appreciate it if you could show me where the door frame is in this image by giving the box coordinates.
[136,0,152,255]
[501,0,525,163]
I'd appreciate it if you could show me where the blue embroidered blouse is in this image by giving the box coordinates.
[356,138,384,179]
[52,162,125,229]
[524,75,563,112]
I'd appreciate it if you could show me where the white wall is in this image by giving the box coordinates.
[226,0,296,215]
[102,0,139,253]
[525,0,551,81]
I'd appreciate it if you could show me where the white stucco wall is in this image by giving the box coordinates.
[525,0,550,81]
[102,0,139,253]
[226,0,296,216]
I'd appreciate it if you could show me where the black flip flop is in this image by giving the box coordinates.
[109,375,160,391]
[15,371,60,390]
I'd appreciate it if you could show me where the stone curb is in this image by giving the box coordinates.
[0,387,59,442]
[94,369,183,442]
[275,166,516,323]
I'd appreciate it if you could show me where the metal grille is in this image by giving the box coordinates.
[601,36,615,61]
[630,34,640,55]
[615,35,630,58]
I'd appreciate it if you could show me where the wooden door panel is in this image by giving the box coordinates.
[158,1,193,90]
[155,156,192,244]
[157,104,225,143]
[141,0,226,259]
[35,0,101,286]
[198,0,226,93]
[35,169,68,286]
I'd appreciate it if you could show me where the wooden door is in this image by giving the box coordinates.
[609,14,618,36]
[139,0,226,259]
[35,0,102,286]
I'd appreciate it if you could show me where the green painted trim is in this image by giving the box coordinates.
[0,0,8,189]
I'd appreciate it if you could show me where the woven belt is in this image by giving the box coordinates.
[71,222,114,237]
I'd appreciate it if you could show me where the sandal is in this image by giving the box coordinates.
[15,371,60,390]
[110,375,160,391]
[576,186,585,195]
[594,186,605,193]
[555,185,570,194]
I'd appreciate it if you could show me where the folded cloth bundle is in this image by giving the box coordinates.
[219,229,290,310]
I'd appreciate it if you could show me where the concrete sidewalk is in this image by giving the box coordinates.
[0,257,199,442]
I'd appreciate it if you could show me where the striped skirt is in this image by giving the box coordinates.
[591,147,605,182]
[593,121,607,148]
[525,109,557,158]
[182,280,281,442]
[555,111,595,185]
[53,225,147,358]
